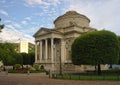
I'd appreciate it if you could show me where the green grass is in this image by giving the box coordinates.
[53,75,120,81]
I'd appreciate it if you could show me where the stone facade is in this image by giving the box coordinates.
[34,11,107,73]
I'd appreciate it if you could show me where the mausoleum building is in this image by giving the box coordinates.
[33,11,107,73]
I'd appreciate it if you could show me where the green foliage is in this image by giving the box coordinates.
[0,18,4,32]
[0,43,17,65]
[20,53,30,65]
[33,64,40,71]
[14,64,21,70]
[0,43,35,66]
[118,36,120,64]
[28,52,35,65]
[14,53,23,65]
[72,30,119,65]
[28,43,35,53]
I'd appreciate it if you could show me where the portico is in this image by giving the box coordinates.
[35,34,66,70]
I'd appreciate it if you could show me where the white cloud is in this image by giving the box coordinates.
[21,27,39,34]
[4,20,12,23]
[67,0,120,35]
[21,20,27,25]
[0,9,8,16]
[13,23,21,28]
[25,17,31,20]
[6,25,14,29]
[53,0,60,5]
[24,0,49,6]
[47,0,61,6]
[0,27,34,44]
[24,0,61,7]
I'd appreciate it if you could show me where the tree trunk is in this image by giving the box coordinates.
[94,65,97,73]
[109,64,112,69]
[13,66,15,70]
[98,64,101,75]
[22,65,24,69]
[3,66,6,71]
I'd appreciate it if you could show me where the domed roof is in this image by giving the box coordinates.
[54,11,90,24]
[54,11,90,29]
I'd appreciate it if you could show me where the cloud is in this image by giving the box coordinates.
[47,0,61,6]
[67,0,120,35]
[13,23,21,28]
[0,27,34,44]
[24,0,61,7]
[21,20,27,25]
[25,17,31,20]
[4,20,12,23]
[6,25,14,29]
[0,27,22,42]
[24,0,49,6]
[0,9,8,16]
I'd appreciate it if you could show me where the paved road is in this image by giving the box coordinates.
[0,72,120,85]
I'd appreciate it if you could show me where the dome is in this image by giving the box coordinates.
[54,11,90,29]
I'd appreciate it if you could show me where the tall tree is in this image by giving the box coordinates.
[0,43,17,66]
[0,18,4,32]
[72,30,119,75]
[21,53,30,65]
[28,52,35,65]
[118,36,120,64]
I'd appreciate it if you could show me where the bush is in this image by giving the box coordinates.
[14,64,21,70]
[33,64,39,71]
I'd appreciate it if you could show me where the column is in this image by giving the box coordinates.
[35,41,38,63]
[40,40,42,61]
[51,38,54,62]
[45,39,48,61]
[61,39,65,63]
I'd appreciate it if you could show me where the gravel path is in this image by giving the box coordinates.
[0,72,120,85]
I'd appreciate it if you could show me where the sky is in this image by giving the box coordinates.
[0,0,120,44]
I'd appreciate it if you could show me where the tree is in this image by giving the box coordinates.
[118,36,120,64]
[21,53,30,65]
[28,52,35,65]
[0,43,17,66]
[14,53,23,65]
[72,30,119,75]
[0,18,4,32]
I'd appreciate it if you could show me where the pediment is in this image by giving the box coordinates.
[33,28,51,37]
[38,29,48,35]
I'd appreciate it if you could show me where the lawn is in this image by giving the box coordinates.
[53,74,120,81]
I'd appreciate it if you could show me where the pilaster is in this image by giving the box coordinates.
[60,39,65,63]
